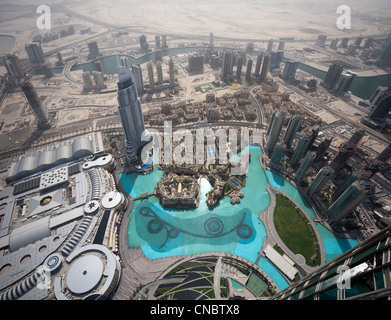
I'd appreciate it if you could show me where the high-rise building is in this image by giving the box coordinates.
[332,173,357,201]
[315,34,327,47]
[307,166,334,196]
[20,80,51,130]
[304,125,320,154]
[254,53,263,78]
[156,61,163,85]
[87,41,100,60]
[155,35,161,49]
[376,32,391,67]
[267,39,273,52]
[92,71,105,89]
[162,35,167,48]
[376,143,391,162]
[330,39,338,50]
[266,111,286,154]
[117,66,147,164]
[169,58,175,87]
[25,43,46,67]
[295,151,316,183]
[330,141,356,173]
[367,86,388,110]
[355,37,363,47]
[259,53,271,82]
[278,41,285,51]
[335,70,357,96]
[245,58,253,81]
[283,115,303,149]
[314,138,332,163]
[120,56,129,68]
[290,131,312,168]
[209,32,214,47]
[327,181,368,222]
[321,63,343,90]
[147,62,155,92]
[369,86,391,120]
[131,63,144,95]
[348,129,365,146]
[281,61,299,80]
[139,35,149,52]
[188,55,204,74]
[236,55,243,80]
[3,54,25,83]
[270,142,286,165]
[221,50,232,81]
[340,37,349,48]
[270,51,283,70]
[273,224,391,300]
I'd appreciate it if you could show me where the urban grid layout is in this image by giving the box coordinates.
[0,0,391,303]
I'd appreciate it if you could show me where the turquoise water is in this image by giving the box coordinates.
[121,145,271,264]
[265,170,359,262]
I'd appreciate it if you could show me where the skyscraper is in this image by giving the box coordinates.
[376,143,391,162]
[295,151,316,183]
[332,173,357,201]
[290,131,312,168]
[209,32,214,47]
[307,166,334,196]
[25,43,46,67]
[273,224,391,300]
[169,58,175,87]
[3,54,25,83]
[369,86,391,120]
[117,66,147,164]
[376,32,391,67]
[188,55,204,74]
[156,61,163,85]
[254,53,263,78]
[245,58,253,81]
[314,138,332,163]
[330,141,356,173]
[266,111,286,154]
[335,70,357,96]
[270,51,283,70]
[283,115,303,149]
[367,86,388,110]
[236,55,243,81]
[155,35,161,49]
[87,41,100,60]
[327,181,368,222]
[259,53,271,82]
[162,35,167,48]
[348,129,365,146]
[131,63,145,95]
[321,63,343,90]
[281,61,299,80]
[139,35,149,52]
[221,50,232,81]
[147,62,155,92]
[270,142,286,164]
[315,34,327,47]
[267,39,273,52]
[20,80,51,130]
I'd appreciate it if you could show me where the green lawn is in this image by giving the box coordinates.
[273,194,321,266]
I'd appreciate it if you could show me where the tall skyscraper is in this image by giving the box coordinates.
[131,63,144,95]
[304,125,320,154]
[307,166,334,196]
[335,71,357,96]
[221,50,232,81]
[259,53,271,82]
[270,51,283,70]
[162,34,167,48]
[376,32,391,67]
[283,115,303,149]
[270,142,286,164]
[209,32,214,47]
[245,58,253,81]
[120,56,129,68]
[281,61,299,80]
[267,39,273,52]
[139,35,149,52]
[3,54,25,83]
[266,111,286,154]
[117,66,147,164]
[315,34,327,47]
[155,35,161,49]
[327,181,368,222]
[295,151,316,183]
[236,55,243,80]
[367,86,388,110]
[348,129,365,146]
[314,138,332,163]
[188,55,204,74]
[278,41,285,51]
[330,141,356,173]
[156,61,163,85]
[147,62,155,92]
[321,63,343,90]
[20,80,51,130]
[273,224,391,300]
[369,86,391,120]
[254,53,263,78]
[329,39,338,50]
[25,43,46,67]
[376,143,391,162]
[87,41,100,60]
[169,58,175,87]
[332,173,357,201]
[340,37,349,48]
[290,131,312,168]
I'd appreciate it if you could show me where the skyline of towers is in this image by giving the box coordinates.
[117,66,147,164]
[20,80,51,130]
